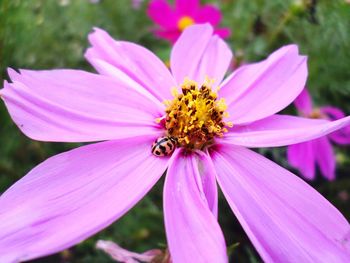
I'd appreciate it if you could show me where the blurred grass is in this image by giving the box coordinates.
[0,0,350,262]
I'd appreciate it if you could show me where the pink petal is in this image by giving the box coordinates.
[170,24,232,86]
[192,35,233,87]
[154,29,180,44]
[211,144,350,262]
[315,137,336,180]
[287,142,316,180]
[175,0,199,15]
[164,149,227,263]
[221,114,350,147]
[132,0,144,10]
[2,69,163,142]
[321,106,346,120]
[321,106,350,145]
[0,137,169,262]
[85,28,176,102]
[214,28,231,39]
[220,45,307,124]
[195,5,222,26]
[96,240,162,263]
[147,0,178,29]
[195,150,219,217]
[294,87,313,115]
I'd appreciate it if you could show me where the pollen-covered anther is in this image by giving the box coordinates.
[177,16,195,31]
[308,108,325,119]
[164,77,232,149]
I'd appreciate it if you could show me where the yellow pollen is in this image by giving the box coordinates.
[308,108,323,119]
[177,16,195,31]
[164,78,232,149]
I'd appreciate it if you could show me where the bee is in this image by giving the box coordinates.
[152,136,177,157]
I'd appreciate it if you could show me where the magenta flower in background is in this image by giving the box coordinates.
[147,0,230,43]
[132,0,144,10]
[287,88,350,181]
[1,24,350,262]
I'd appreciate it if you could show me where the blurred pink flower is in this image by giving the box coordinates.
[1,24,350,262]
[338,190,349,202]
[132,0,144,10]
[287,88,350,180]
[96,240,165,263]
[147,0,230,43]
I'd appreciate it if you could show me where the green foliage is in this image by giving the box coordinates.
[0,0,349,262]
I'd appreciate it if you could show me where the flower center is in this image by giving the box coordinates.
[308,108,323,119]
[177,16,195,31]
[162,78,232,149]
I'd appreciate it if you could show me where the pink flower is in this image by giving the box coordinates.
[132,0,144,10]
[287,88,350,180]
[1,24,350,262]
[147,0,230,43]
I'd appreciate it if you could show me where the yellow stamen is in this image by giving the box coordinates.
[309,108,323,119]
[163,78,232,149]
[177,16,195,31]
[226,121,234,128]
[171,87,179,97]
